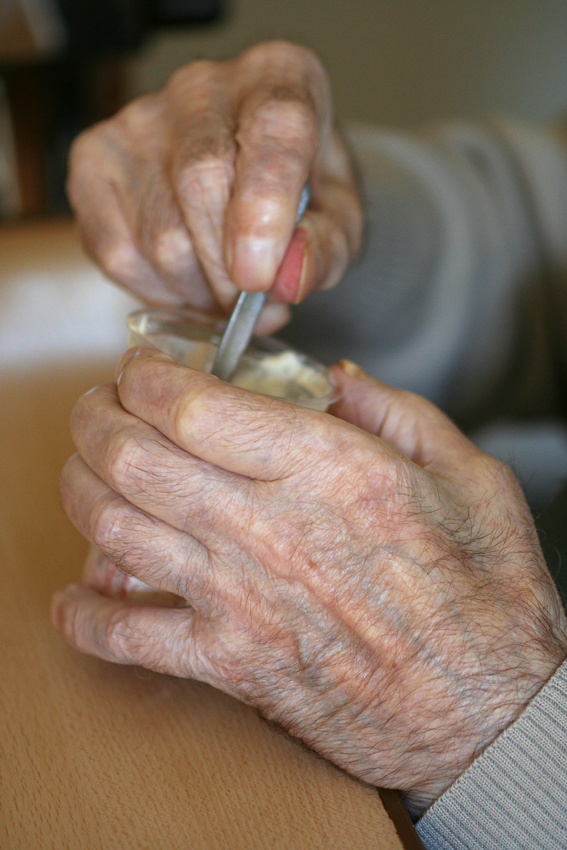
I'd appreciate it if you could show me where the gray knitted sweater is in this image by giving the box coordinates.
[283,117,567,849]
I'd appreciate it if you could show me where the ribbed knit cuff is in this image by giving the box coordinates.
[416,658,567,850]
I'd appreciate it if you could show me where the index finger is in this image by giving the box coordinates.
[116,347,341,480]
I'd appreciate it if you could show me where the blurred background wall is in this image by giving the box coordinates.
[1,0,567,216]
[129,0,567,127]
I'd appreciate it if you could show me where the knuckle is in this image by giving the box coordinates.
[115,93,163,135]
[173,381,244,458]
[251,95,319,151]
[173,385,215,442]
[105,428,153,494]
[175,148,234,203]
[167,60,218,94]
[105,609,139,664]
[68,119,119,180]
[485,455,521,494]
[100,239,141,283]
[90,493,125,555]
[241,40,298,64]
[360,455,400,504]
[241,40,324,76]
[150,227,193,276]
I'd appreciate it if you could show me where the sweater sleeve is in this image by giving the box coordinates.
[285,117,567,427]
[415,658,567,850]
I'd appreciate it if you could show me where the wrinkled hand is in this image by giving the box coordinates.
[67,42,362,333]
[52,351,567,815]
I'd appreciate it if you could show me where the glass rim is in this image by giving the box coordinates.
[126,307,339,407]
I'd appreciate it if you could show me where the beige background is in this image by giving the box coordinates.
[128,0,567,128]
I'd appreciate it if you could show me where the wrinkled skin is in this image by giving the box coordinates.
[52,351,567,816]
[67,41,362,334]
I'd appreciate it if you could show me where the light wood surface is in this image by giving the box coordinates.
[0,220,422,848]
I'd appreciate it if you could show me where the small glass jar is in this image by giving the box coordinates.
[85,307,336,605]
[126,307,335,411]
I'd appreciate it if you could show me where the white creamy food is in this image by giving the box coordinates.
[231,350,331,408]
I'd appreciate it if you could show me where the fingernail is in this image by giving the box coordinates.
[270,228,310,304]
[338,359,365,378]
[115,347,141,382]
[231,237,279,290]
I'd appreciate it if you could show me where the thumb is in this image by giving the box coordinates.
[329,360,481,477]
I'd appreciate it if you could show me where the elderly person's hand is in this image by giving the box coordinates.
[51,351,567,816]
[67,42,362,333]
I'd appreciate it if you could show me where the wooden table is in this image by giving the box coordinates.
[0,220,422,849]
